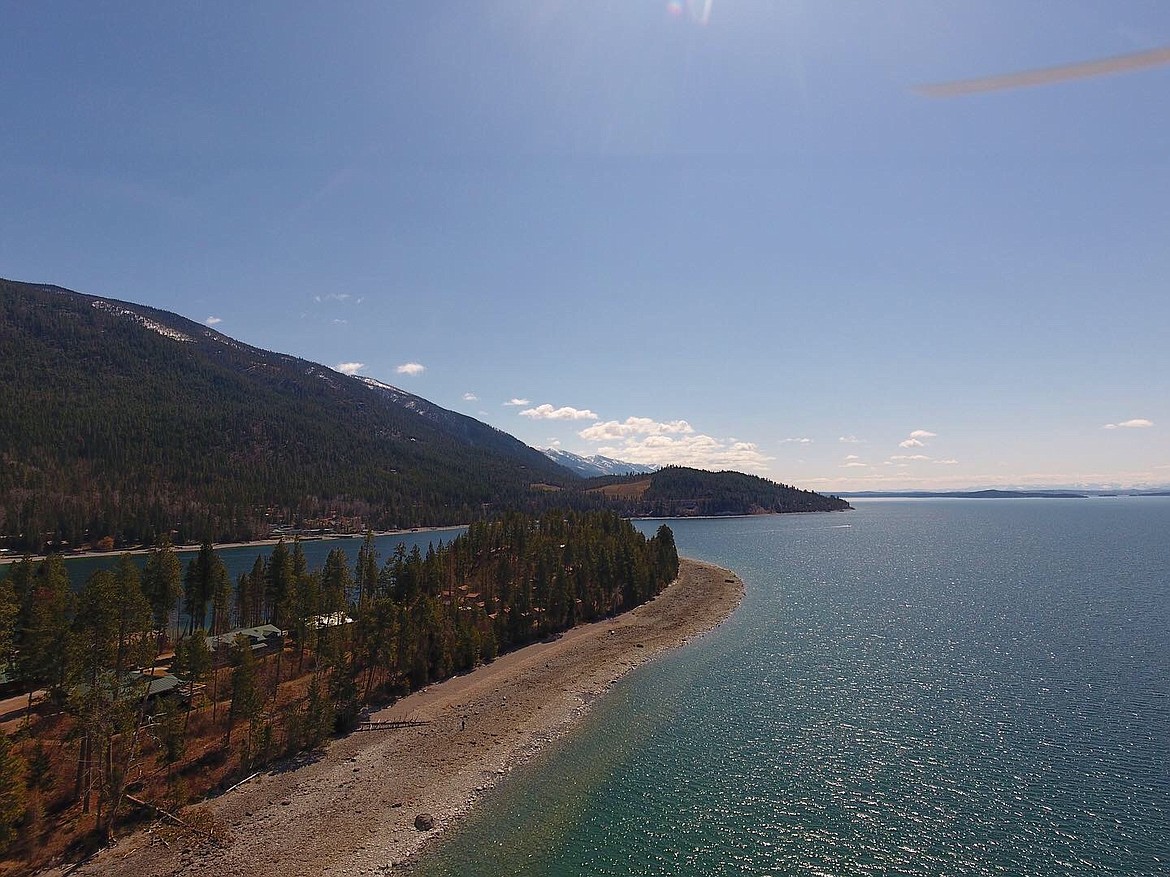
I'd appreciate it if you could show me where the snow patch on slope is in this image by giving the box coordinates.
[91,300,193,343]
[358,376,406,394]
[540,447,659,478]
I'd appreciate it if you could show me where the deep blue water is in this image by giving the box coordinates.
[416,499,1170,876]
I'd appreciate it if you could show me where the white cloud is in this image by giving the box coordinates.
[890,454,932,461]
[581,413,771,471]
[782,437,813,444]
[844,454,861,461]
[596,434,772,472]
[934,458,959,465]
[315,293,351,303]
[843,461,868,468]
[504,398,531,407]
[1104,419,1154,429]
[462,392,478,402]
[898,429,937,449]
[335,362,364,375]
[520,404,599,421]
[205,316,222,326]
[396,362,426,376]
[839,435,863,444]
[579,417,694,442]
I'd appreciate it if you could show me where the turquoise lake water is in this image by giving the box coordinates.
[415,499,1170,876]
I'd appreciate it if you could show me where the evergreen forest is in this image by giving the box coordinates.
[0,510,678,868]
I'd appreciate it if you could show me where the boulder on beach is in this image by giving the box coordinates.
[414,813,435,831]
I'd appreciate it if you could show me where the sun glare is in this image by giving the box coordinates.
[667,0,712,26]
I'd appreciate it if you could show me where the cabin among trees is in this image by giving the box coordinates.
[205,625,284,665]
[0,510,678,871]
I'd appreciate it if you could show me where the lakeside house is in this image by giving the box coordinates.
[205,624,285,663]
[124,669,184,701]
[71,669,186,706]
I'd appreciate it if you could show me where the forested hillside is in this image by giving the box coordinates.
[584,466,851,516]
[0,279,848,553]
[0,279,572,550]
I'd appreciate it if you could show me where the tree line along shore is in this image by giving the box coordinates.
[0,509,679,874]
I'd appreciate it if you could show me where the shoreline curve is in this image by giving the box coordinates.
[56,557,744,877]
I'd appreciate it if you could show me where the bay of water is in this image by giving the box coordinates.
[416,499,1170,876]
[47,528,466,593]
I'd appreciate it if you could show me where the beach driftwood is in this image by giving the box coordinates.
[356,719,430,731]
[125,795,221,844]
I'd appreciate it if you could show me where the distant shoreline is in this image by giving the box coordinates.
[57,557,745,877]
[0,525,468,567]
[1,509,858,567]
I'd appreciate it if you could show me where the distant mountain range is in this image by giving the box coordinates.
[539,448,658,478]
[0,277,849,552]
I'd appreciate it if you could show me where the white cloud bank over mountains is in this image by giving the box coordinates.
[571,415,771,471]
[520,404,599,421]
[594,433,772,472]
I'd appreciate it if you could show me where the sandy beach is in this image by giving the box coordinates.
[56,557,743,876]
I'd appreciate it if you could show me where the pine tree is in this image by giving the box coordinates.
[227,637,262,754]
[110,554,153,674]
[0,730,26,853]
[235,555,266,629]
[173,631,212,730]
[0,573,16,672]
[320,547,352,616]
[182,542,210,634]
[355,531,378,607]
[211,562,232,636]
[69,562,152,825]
[302,676,332,749]
[142,537,182,650]
[18,555,73,708]
[265,539,292,626]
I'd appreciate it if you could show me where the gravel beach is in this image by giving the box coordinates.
[56,557,743,876]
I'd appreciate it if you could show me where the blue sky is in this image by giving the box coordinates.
[2,2,1167,490]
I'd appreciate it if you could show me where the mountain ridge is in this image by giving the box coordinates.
[539,447,659,478]
[0,277,573,549]
[0,277,850,552]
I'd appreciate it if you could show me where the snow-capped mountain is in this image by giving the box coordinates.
[539,447,659,478]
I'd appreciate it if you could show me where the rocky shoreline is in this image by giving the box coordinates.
[51,557,744,877]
